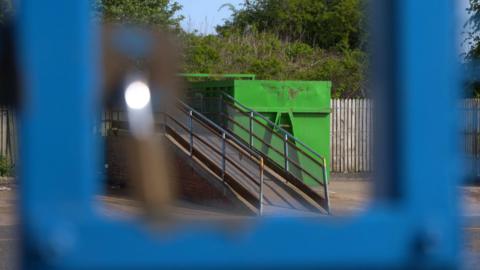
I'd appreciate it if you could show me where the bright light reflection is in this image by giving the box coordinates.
[124,80,151,109]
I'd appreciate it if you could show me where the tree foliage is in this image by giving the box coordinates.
[464,1,480,96]
[95,0,367,98]
[467,0,480,59]
[94,0,184,32]
[182,31,366,98]
[217,0,365,50]
[0,0,12,25]
[0,155,10,176]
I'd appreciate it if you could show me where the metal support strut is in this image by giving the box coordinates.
[249,111,254,148]
[221,132,226,181]
[322,158,330,214]
[284,133,289,172]
[259,158,264,216]
[189,110,193,156]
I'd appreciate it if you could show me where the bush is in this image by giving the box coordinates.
[0,155,10,176]
[182,31,366,98]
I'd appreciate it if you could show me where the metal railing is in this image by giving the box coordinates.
[102,101,266,215]
[101,96,329,213]
[167,101,266,215]
[219,94,329,212]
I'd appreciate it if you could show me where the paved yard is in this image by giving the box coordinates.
[1,176,480,269]
[0,185,16,270]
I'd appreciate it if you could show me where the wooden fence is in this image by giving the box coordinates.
[329,98,480,175]
[463,99,480,177]
[0,107,16,165]
[0,101,378,174]
[331,99,374,173]
[3,99,480,174]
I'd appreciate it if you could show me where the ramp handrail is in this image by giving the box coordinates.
[219,93,329,213]
[102,101,266,215]
[167,100,265,215]
[221,93,326,164]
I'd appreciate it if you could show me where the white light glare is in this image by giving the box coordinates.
[124,80,151,109]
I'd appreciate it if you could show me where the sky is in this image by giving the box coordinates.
[178,0,243,35]
[459,0,470,27]
[459,0,471,53]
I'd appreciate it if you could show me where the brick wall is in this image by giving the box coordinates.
[105,132,130,186]
[105,133,250,213]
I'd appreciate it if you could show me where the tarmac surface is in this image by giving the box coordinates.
[1,175,480,269]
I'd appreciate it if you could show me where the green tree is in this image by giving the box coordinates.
[464,0,480,96]
[217,0,365,50]
[94,0,184,32]
[182,31,366,98]
[0,0,12,25]
[0,155,10,176]
[92,0,367,98]
[466,0,480,59]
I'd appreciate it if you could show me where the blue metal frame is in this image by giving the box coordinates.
[17,0,460,269]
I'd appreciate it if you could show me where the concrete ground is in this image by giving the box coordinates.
[326,173,372,215]
[0,184,16,270]
[1,175,480,269]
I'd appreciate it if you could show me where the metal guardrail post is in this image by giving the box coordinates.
[222,93,326,160]
[219,96,224,128]
[189,110,193,157]
[177,99,276,214]
[249,111,254,148]
[322,158,330,215]
[6,109,11,163]
[0,109,4,157]
[163,112,167,134]
[259,158,264,216]
[221,132,226,181]
[284,133,289,172]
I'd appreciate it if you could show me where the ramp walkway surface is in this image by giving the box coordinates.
[110,100,329,216]
[163,101,328,216]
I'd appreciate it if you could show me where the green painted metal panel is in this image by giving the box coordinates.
[231,80,331,185]
[233,80,331,113]
[291,113,331,185]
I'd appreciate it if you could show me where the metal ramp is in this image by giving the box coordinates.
[185,93,331,213]
[163,100,329,215]
[108,100,328,215]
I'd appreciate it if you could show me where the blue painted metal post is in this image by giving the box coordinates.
[17,0,100,266]
[398,0,460,265]
[16,0,461,268]
[371,0,460,265]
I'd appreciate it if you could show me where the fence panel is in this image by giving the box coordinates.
[0,106,16,167]
[330,99,374,173]
[330,98,480,175]
[462,99,480,178]
[4,99,480,175]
